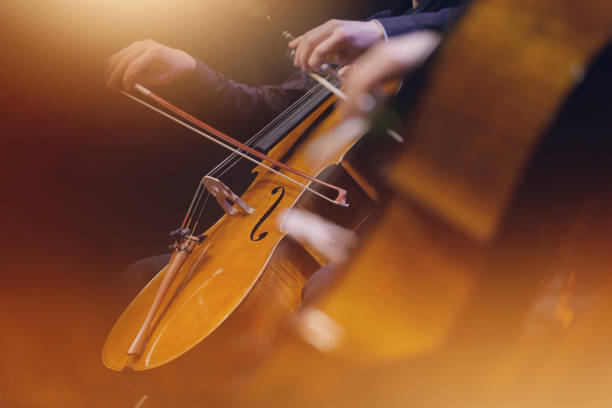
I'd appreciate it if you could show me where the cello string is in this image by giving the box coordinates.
[187,76,336,227]
[190,79,336,227]
[121,90,348,206]
[126,72,339,231]
[183,78,332,228]
[169,77,326,230]
[184,183,205,232]
[208,86,322,175]
[189,191,211,236]
[205,76,335,181]
[206,76,333,178]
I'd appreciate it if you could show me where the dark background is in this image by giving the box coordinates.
[0,1,394,406]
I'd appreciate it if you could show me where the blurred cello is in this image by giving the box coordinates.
[232,0,612,406]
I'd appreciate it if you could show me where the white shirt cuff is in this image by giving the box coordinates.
[372,19,389,42]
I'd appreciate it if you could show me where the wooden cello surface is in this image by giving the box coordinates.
[231,0,612,406]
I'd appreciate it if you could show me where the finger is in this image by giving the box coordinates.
[122,50,156,90]
[105,42,144,83]
[340,32,442,118]
[294,22,336,71]
[307,31,343,72]
[290,36,302,66]
[107,45,148,89]
[339,84,373,119]
[339,62,381,119]
[337,65,352,76]
[288,36,300,48]
[295,34,329,71]
[132,71,172,88]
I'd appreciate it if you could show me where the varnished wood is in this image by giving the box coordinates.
[389,0,612,241]
[114,238,320,407]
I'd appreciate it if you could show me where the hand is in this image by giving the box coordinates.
[288,19,385,73]
[105,39,196,91]
[338,31,441,119]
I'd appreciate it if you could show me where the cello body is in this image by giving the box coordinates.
[103,86,377,405]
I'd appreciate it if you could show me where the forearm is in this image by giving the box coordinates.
[177,60,314,138]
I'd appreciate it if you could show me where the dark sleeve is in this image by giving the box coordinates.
[375,7,462,37]
[369,9,393,19]
[176,60,315,139]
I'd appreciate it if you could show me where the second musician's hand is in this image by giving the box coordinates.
[105,39,196,91]
[288,19,386,73]
[338,31,441,119]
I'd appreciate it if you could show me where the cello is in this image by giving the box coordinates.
[102,44,383,405]
[230,0,612,406]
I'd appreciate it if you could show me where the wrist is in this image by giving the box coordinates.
[369,20,388,42]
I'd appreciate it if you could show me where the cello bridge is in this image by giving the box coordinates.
[202,176,254,216]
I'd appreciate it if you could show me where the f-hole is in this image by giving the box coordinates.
[250,186,285,242]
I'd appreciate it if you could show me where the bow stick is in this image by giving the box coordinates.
[120,84,349,207]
